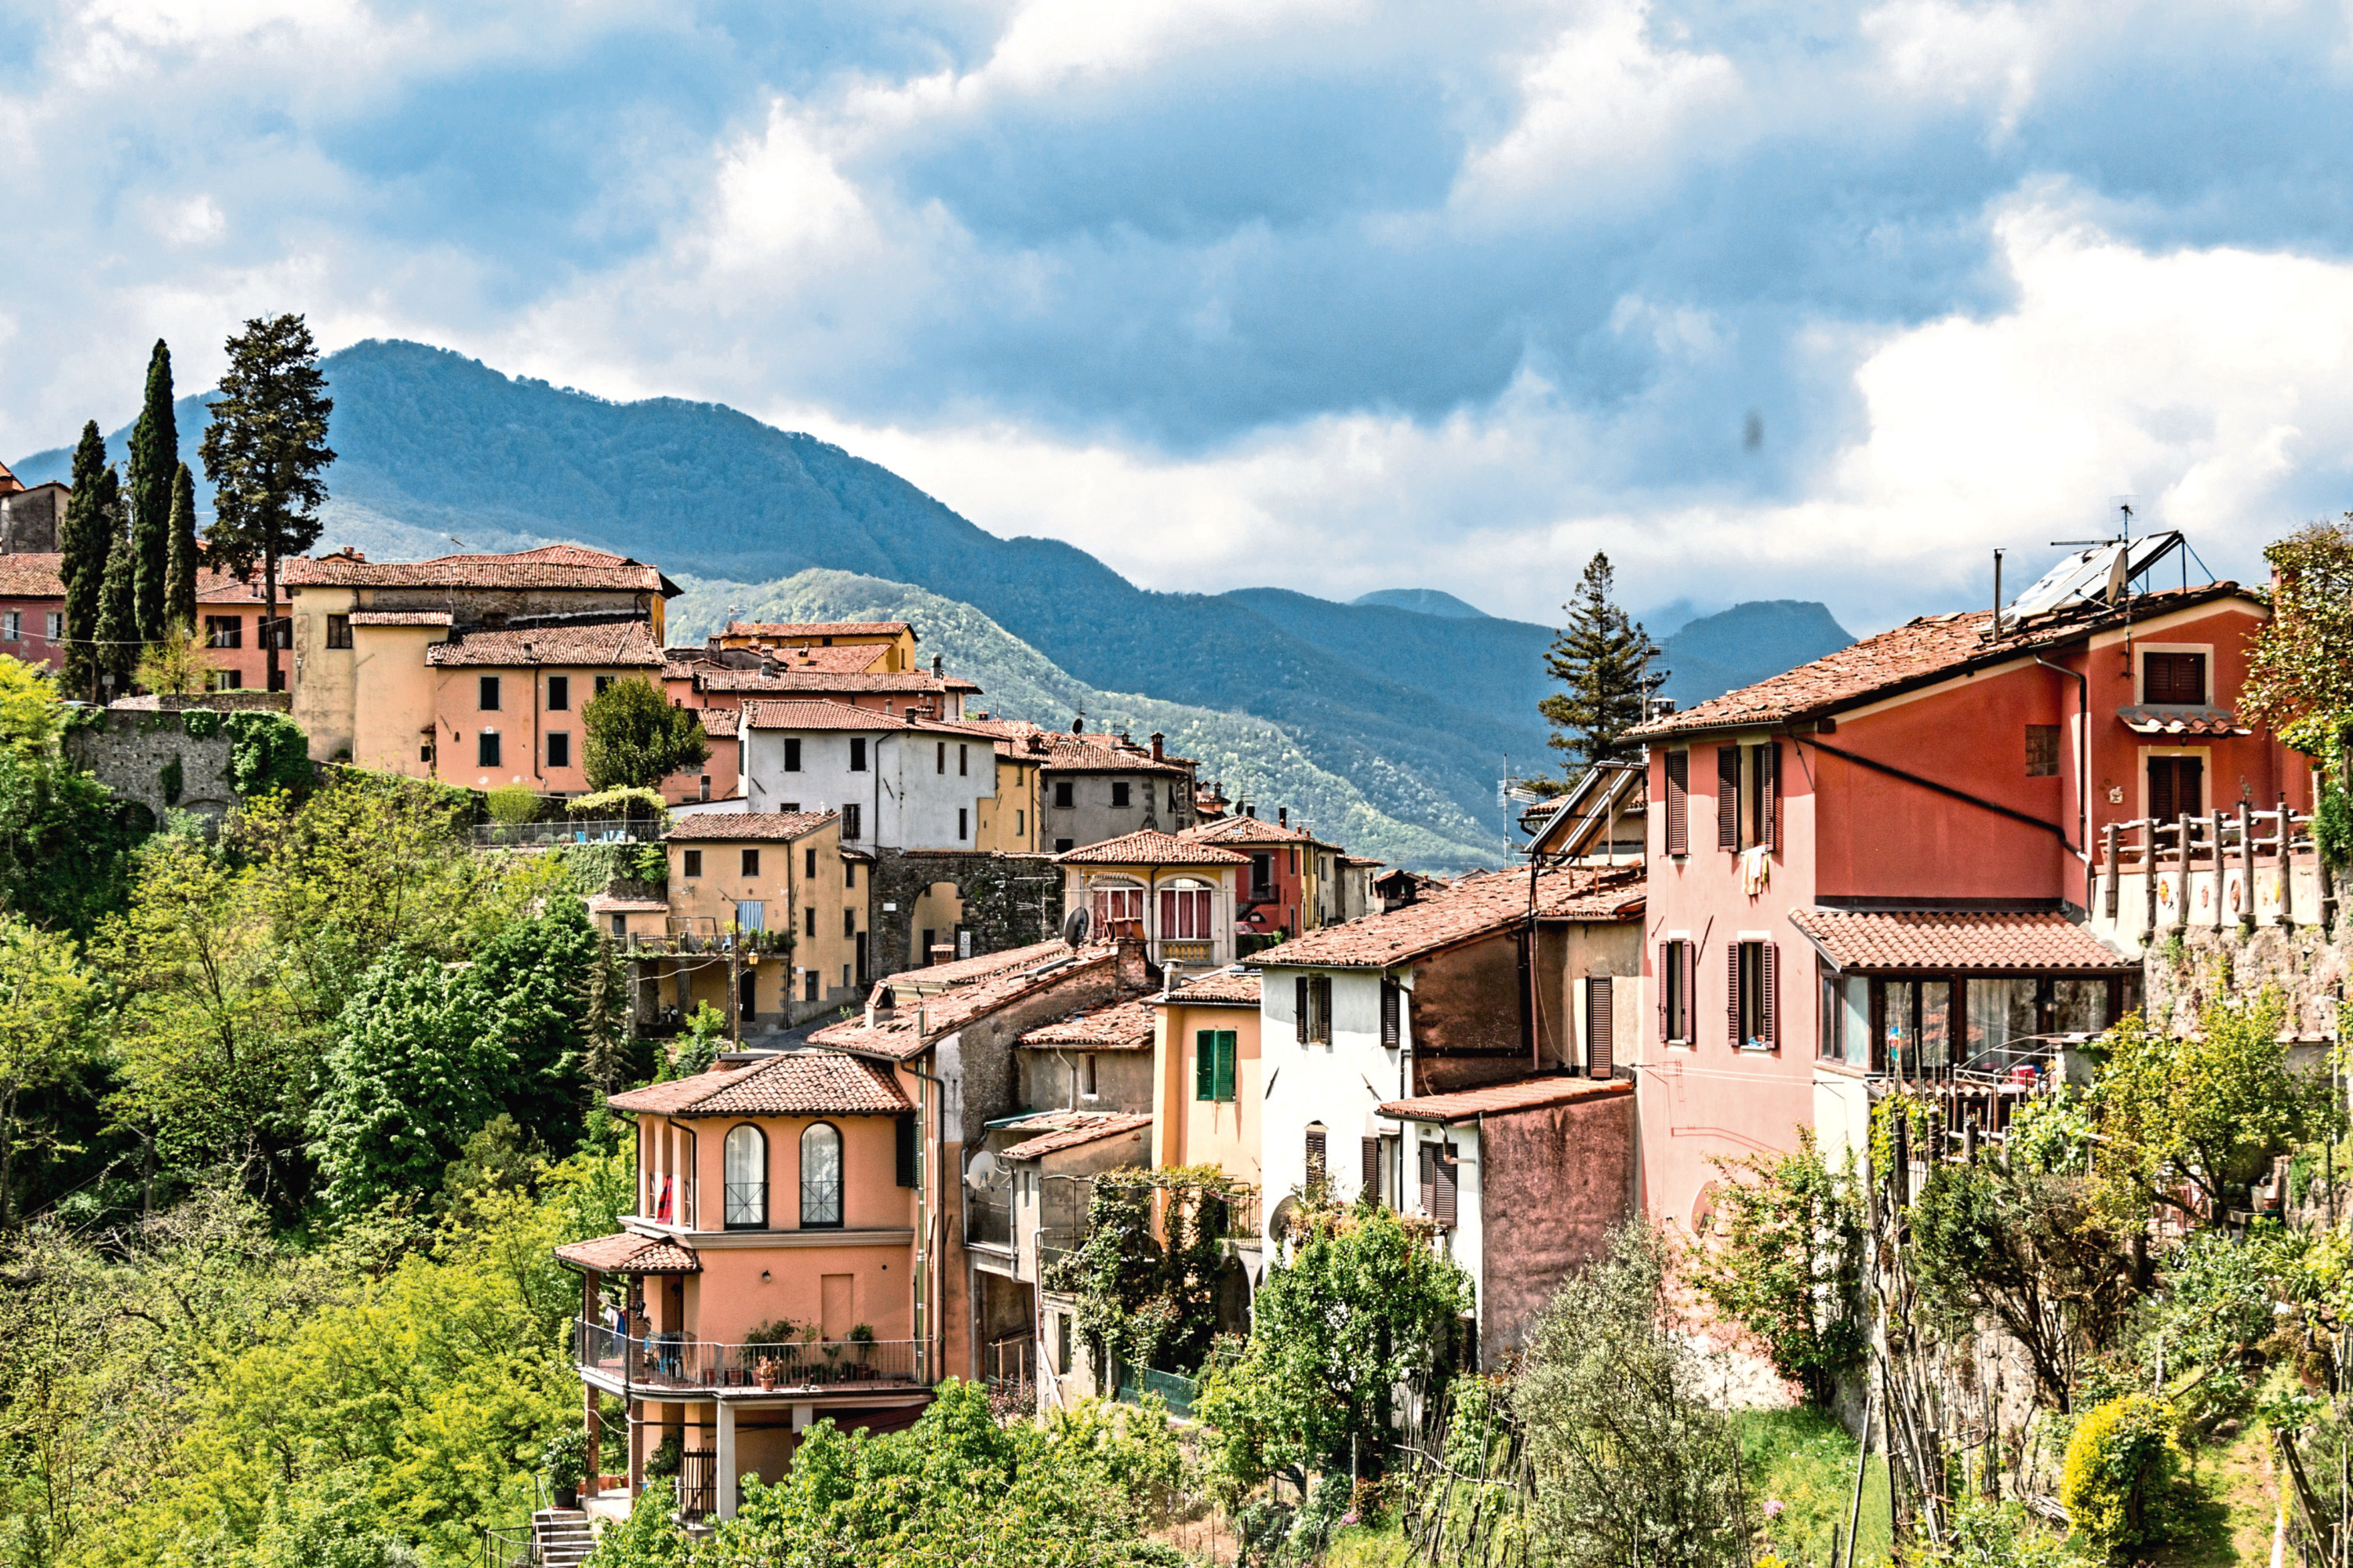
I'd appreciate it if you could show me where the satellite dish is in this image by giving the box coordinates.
[965,1151,1008,1192]
[1062,906,1093,948]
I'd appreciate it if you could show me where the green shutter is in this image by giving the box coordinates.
[1196,1030,1217,1101]
[1213,1031,1237,1102]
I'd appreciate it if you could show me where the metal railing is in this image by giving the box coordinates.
[677,1450,715,1522]
[478,1522,537,1567]
[966,1198,1013,1249]
[473,818,661,847]
[573,1318,923,1394]
[722,1183,767,1229]
[1115,1363,1200,1418]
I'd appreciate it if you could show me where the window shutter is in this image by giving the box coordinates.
[1434,1145,1459,1227]
[1304,1126,1327,1186]
[1418,1143,1437,1214]
[895,1115,917,1188]
[1665,750,1689,855]
[1380,981,1401,1050]
[1196,1031,1217,1101]
[1214,1032,1237,1102]
[1361,1136,1381,1197]
[1682,941,1698,1043]
[1762,943,1779,1047]
[1727,942,1742,1046]
[1587,977,1614,1079]
[1717,745,1740,850]
[1295,977,1309,1044]
[1763,742,1782,853]
[1657,944,1671,1044]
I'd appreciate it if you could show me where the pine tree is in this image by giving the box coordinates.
[94,513,138,694]
[58,426,112,700]
[201,315,334,695]
[1537,552,1665,772]
[128,340,176,642]
[581,931,631,1099]
[165,462,200,632]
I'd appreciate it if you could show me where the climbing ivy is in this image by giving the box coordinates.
[220,711,311,799]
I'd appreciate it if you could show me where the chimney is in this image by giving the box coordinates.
[1150,732,1165,761]
[1072,714,1085,733]
[1115,937,1152,991]
[759,653,776,678]
[933,653,944,676]
[1278,806,1287,828]
[707,634,721,653]
[1244,802,1257,818]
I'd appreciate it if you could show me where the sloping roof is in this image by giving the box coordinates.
[554,1231,701,1273]
[607,1050,910,1117]
[889,938,1076,995]
[724,643,891,672]
[1182,814,1315,846]
[0,460,20,496]
[0,552,64,597]
[285,544,671,595]
[694,668,980,696]
[1379,1075,1632,1124]
[1629,583,2252,740]
[726,620,912,639]
[350,610,453,628]
[1034,730,1192,775]
[1787,908,2133,973]
[586,894,668,914]
[1054,829,1249,867]
[424,618,663,668]
[696,706,740,738]
[998,1110,1155,1161]
[2115,704,2250,737]
[742,699,952,732]
[1254,866,1645,969]
[814,949,1118,1060]
[1020,996,1158,1051]
[665,811,835,842]
[1159,967,1262,1006]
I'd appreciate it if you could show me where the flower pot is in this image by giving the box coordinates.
[555,1484,580,1510]
[756,1359,779,1391]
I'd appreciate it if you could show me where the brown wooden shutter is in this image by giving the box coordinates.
[1361,1136,1381,1198]
[1717,744,1740,849]
[1683,942,1698,1043]
[1305,1126,1326,1186]
[1727,942,1743,1046]
[1761,943,1779,1047]
[1434,1144,1459,1227]
[1587,976,1614,1078]
[1380,981,1401,1049]
[1665,749,1689,855]
[1657,944,1671,1045]
[1418,1143,1436,1214]
[1295,977,1309,1044]
[1763,742,1783,853]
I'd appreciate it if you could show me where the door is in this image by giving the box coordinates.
[2149,756,2203,823]
[736,899,765,933]
[738,970,755,1024]
[821,1274,855,1339]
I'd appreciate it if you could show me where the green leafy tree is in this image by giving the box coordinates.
[0,917,95,1227]
[581,930,636,1098]
[134,620,218,697]
[129,338,177,643]
[1046,1165,1237,1377]
[1537,552,1664,772]
[0,747,139,933]
[1686,1129,1865,1405]
[582,676,709,790]
[2243,518,2353,736]
[466,897,602,1149]
[200,313,336,696]
[0,657,63,752]
[94,514,139,692]
[1516,1223,1753,1568]
[58,428,114,698]
[1196,1198,1470,1491]
[165,460,201,631]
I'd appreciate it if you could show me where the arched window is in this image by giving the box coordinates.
[1159,877,1213,940]
[723,1125,766,1229]
[800,1122,844,1228]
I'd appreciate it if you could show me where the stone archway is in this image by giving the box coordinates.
[868,849,1063,982]
[908,880,965,967]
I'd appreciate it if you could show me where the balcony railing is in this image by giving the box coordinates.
[473,818,660,847]
[966,1198,1013,1250]
[1156,939,1214,966]
[573,1318,922,1394]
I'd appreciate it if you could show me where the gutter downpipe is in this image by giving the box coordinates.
[901,1038,951,1389]
[2034,654,2093,914]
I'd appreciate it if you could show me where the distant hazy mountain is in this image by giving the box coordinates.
[1350,588,1489,618]
[1659,600,1854,711]
[12,338,1853,866]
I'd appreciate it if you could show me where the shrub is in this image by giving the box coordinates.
[487,782,542,825]
[2060,1394,2182,1557]
[542,1427,588,1490]
[221,711,311,799]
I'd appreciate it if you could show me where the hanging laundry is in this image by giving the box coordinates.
[1740,844,1772,896]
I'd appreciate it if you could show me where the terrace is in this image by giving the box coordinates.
[571,1317,922,1396]
[2088,801,2329,949]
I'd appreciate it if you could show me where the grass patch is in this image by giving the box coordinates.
[1742,1406,1893,1567]
[1322,1522,1410,1566]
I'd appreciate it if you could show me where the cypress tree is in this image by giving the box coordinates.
[201,314,334,696]
[129,340,176,641]
[58,424,112,699]
[1537,551,1666,771]
[94,511,138,693]
[165,462,200,632]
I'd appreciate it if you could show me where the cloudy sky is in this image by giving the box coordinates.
[5,0,2352,631]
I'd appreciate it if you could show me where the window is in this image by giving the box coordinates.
[1082,1053,1099,1098]
[1716,743,1780,853]
[958,807,968,841]
[780,802,800,813]
[547,732,570,769]
[261,616,292,649]
[611,913,627,937]
[1294,975,1332,1044]
[723,1126,767,1228]
[740,969,756,1021]
[478,732,501,768]
[896,1114,917,1188]
[1730,940,1777,1049]
[1091,884,1144,929]
[936,741,947,773]
[1586,976,1615,1077]
[1419,1141,1458,1227]
[1054,838,1074,852]
[1053,780,1074,809]
[2144,651,2207,705]
[547,675,569,711]
[699,776,710,801]
[1194,1030,1238,1102]
[806,847,818,879]
[267,663,285,693]
[1659,940,1696,1044]
[1250,853,1273,897]
[1304,1123,1328,1186]
[0,613,16,642]
[842,803,861,840]
[740,848,761,876]
[1664,749,1689,854]
[849,738,867,772]
[736,898,764,933]
[1057,1312,1072,1376]
[806,906,816,937]
[1111,781,1131,808]
[43,613,60,642]
[1380,980,1401,1049]
[2150,756,2204,822]
[1362,1136,1382,1199]
[2025,725,2060,777]
[784,738,802,772]
[958,744,969,777]
[801,1125,843,1227]
[478,675,500,711]
[316,613,351,649]
[682,849,703,878]
[205,615,242,649]
[843,909,856,938]
[1016,809,1025,836]
[806,970,821,1004]
[209,668,244,691]
[595,675,613,695]
[1159,880,1213,938]
[845,860,856,888]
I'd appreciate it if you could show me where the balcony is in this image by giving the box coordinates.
[472,817,659,847]
[573,1318,922,1395]
[966,1198,1013,1250]
[2089,803,2326,949]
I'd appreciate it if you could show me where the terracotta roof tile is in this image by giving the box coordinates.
[554,1231,701,1273]
[695,707,740,738]
[2115,704,2251,737]
[1254,867,1644,969]
[607,1050,910,1117]
[349,610,453,628]
[586,894,668,914]
[998,1111,1155,1161]
[742,699,954,732]
[693,668,979,696]
[665,811,834,842]
[1181,815,1317,846]
[0,552,63,597]
[1159,968,1262,1006]
[285,544,669,594]
[889,938,1075,995]
[1054,829,1249,867]
[424,618,663,668]
[815,949,1119,1060]
[1379,1075,1631,1124]
[1033,731,1192,775]
[1019,997,1158,1050]
[725,620,912,639]
[1630,583,2252,740]
[1787,908,2132,972]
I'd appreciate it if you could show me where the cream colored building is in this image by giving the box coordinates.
[1052,829,1247,970]
[657,812,867,1032]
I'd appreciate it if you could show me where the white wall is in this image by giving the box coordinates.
[1257,966,1412,1243]
[741,726,998,849]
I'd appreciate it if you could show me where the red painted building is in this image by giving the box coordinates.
[1622,552,2303,1236]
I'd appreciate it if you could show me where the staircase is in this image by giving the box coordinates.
[533,1508,595,1568]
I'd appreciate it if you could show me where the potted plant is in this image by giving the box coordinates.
[848,1323,877,1370]
[542,1428,589,1511]
[742,1319,796,1390]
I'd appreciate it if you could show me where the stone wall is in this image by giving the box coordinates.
[64,708,241,824]
[2142,918,2348,1043]
[869,849,1063,983]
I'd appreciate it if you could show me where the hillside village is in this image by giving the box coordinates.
[10,368,2353,1568]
